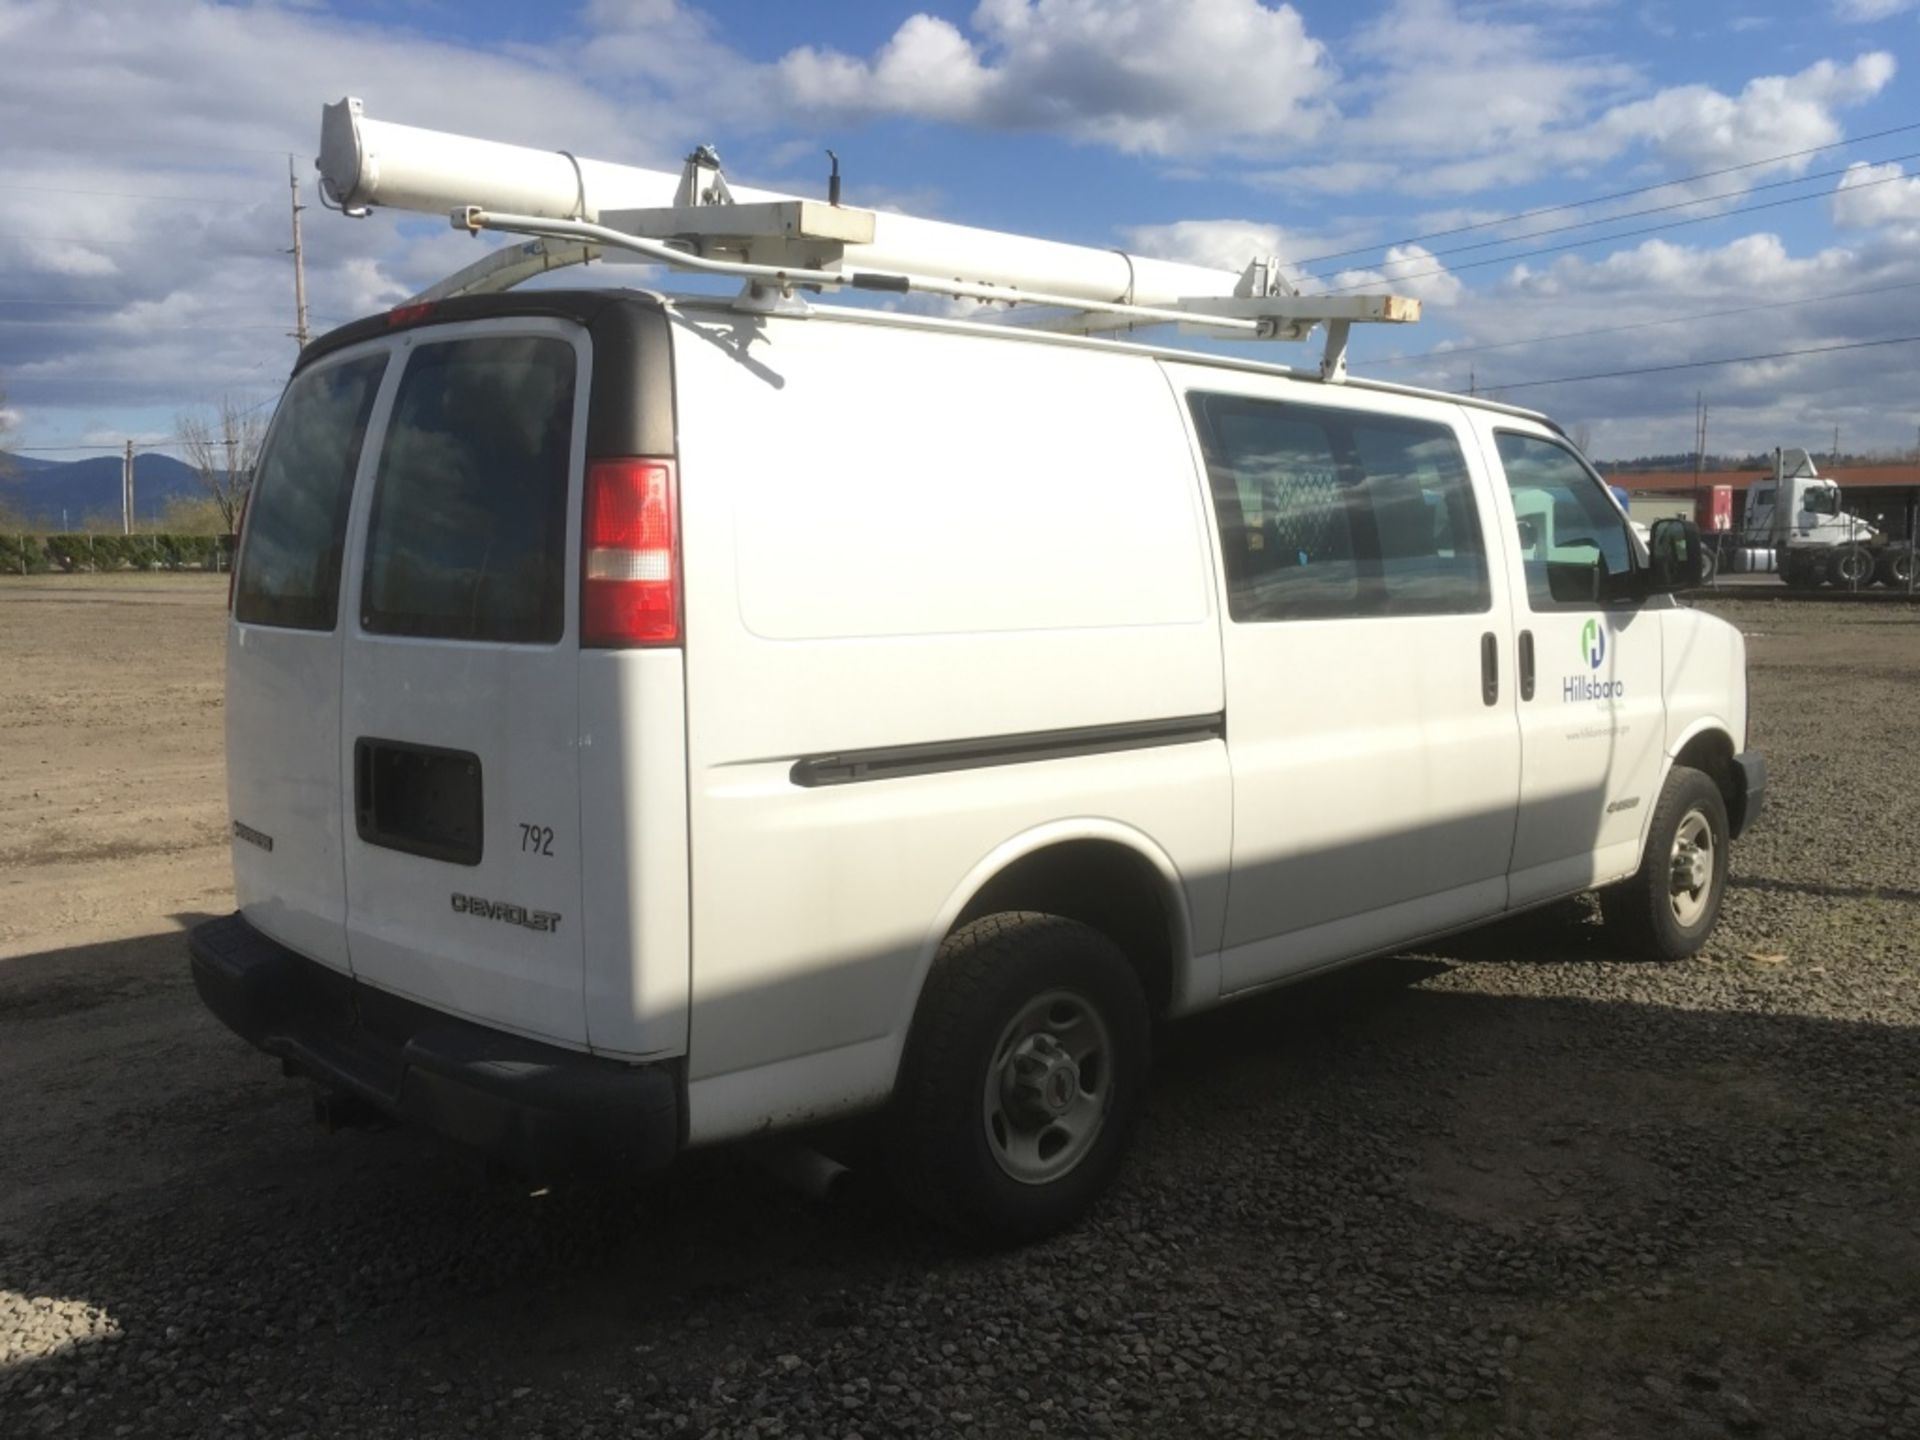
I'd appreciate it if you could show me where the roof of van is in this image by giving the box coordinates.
[296,286,1556,430]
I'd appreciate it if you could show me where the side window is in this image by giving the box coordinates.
[233,353,388,631]
[1495,431,1638,610]
[1188,393,1490,622]
[361,335,577,644]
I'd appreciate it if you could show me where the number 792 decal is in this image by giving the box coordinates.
[518,823,555,857]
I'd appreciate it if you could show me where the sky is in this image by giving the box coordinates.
[3,0,1920,462]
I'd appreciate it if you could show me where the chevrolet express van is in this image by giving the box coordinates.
[190,288,1762,1242]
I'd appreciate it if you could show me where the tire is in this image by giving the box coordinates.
[891,912,1150,1245]
[1781,554,1821,590]
[1878,550,1915,589]
[1600,766,1730,962]
[1830,545,1876,588]
[1696,546,1717,586]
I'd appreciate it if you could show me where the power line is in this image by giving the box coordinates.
[0,181,272,205]
[21,133,301,160]
[1317,166,1917,295]
[2,442,184,453]
[0,231,283,254]
[1487,334,1920,393]
[0,301,347,327]
[1288,116,1920,269]
[1371,277,1920,366]
[0,317,343,333]
[1320,147,1920,277]
[0,297,156,308]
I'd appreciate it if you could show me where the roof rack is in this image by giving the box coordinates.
[316,97,1418,383]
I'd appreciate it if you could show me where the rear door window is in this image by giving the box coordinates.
[360,335,578,644]
[234,353,388,631]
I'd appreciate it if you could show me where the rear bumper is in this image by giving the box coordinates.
[189,912,679,1178]
[1730,751,1766,839]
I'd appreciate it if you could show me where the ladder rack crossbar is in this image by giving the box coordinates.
[451,209,1269,334]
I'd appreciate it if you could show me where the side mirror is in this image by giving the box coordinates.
[1648,517,1709,592]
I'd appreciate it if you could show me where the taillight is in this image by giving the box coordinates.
[582,458,680,646]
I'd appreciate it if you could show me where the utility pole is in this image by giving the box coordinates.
[1691,392,1706,486]
[1832,423,1841,468]
[288,155,311,351]
[121,440,133,534]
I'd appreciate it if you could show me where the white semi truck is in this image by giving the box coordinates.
[1735,448,1916,590]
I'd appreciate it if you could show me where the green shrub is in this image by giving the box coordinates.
[12,533,230,573]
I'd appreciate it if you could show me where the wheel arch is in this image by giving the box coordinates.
[1656,721,1739,839]
[911,821,1197,1036]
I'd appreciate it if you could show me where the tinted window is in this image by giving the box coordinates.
[1496,432,1637,610]
[1189,393,1490,622]
[361,336,577,643]
[234,354,388,630]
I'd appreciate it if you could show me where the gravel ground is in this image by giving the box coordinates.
[2,584,1918,1439]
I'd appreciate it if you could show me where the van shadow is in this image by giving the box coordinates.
[4,922,1917,1439]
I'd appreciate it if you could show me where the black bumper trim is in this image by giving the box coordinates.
[1731,751,1766,839]
[189,912,679,1178]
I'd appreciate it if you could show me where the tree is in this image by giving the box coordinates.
[176,396,266,533]
[0,383,23,528]
[0,381,15,479]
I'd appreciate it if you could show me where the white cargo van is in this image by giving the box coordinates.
[190,287,1762,1241]
[191,106,1761,1243]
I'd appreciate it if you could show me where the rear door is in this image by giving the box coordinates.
[227,348,391,971]
[337,320,592,1046]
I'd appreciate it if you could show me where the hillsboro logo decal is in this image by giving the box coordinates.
[1582,618,1606,669]
[1564,619,1623,702]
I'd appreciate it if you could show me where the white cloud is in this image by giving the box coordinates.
[0,0,710,434]
[1297,2,1894,199]
[1341,0,1637,161]
[1120,218,1365,288]
[1331,245,1464,306]
[1832,160,1920,229]
[1583,53,1896,179]
[1373,230,1920,457]
[1831,0,1915,19]
[776,0,1336,155]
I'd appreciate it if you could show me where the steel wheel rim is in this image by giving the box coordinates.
[983,989,1113,1185]
[1668,808,1715,928]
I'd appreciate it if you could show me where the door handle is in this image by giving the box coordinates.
[1481,631,1499,706]
[1519,629,1536,701]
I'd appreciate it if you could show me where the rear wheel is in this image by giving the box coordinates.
[1878,550,1915,589]
[1600,766,1730,961]
[892,912,1150,1245]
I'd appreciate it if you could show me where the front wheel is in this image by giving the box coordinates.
[1600,766,1730,961]
[891,913,1150,1245]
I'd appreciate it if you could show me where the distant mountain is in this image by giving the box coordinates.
[0,451,202,527]
[0,449,63,473]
